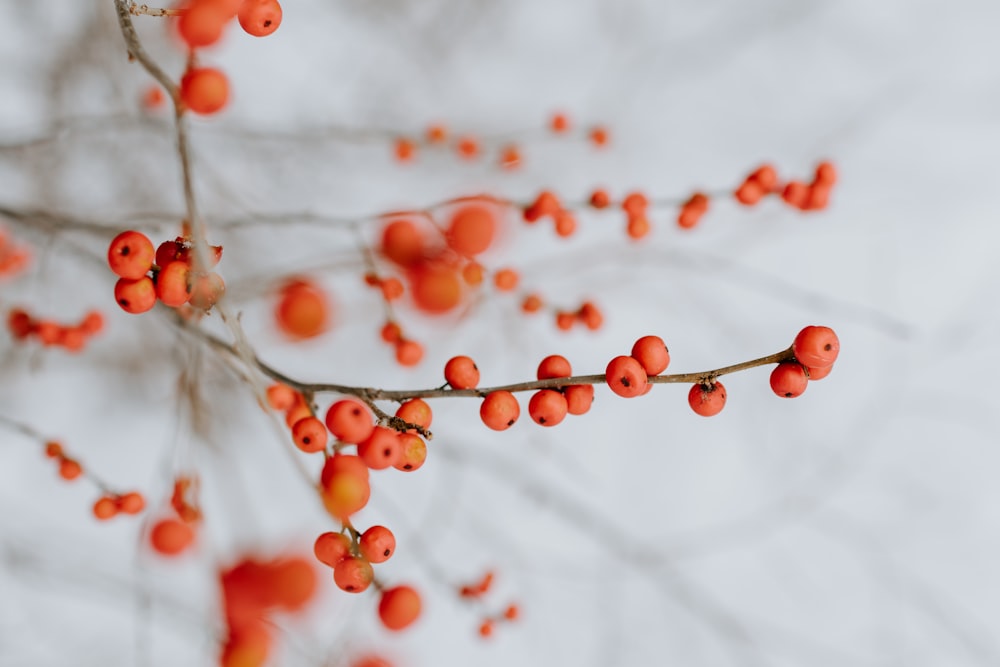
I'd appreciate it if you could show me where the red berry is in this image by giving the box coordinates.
[537,354,572,380]
[291,416,328,453]
[563,384,594,415]
[238,0,282,37]
[688,382,726,417]
[480,391,520,431]
[444,355,480,389]
[528,389,568,427]
[792,326,840,369]
[378,585,422,631]
[313,531,351,567]
[357,426,403,470]
[394,433,427,472]
[605,356,648,398]
[108,230,154,280]
[359,525,395,563]
[324,399,374,444]
[334,556,374,593]
[180,67,229,115]
[630,335,670,375]
[769,362,808,398]
[114,277,156,314]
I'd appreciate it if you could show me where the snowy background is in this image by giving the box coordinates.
[1,1,999,666]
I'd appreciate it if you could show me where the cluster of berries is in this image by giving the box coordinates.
[8,308,103,352]
[42,441,145,519]
[107,230,224,314]
[313,525,395,594]
[458,570,520,638]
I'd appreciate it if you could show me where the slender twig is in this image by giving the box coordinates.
[129,3,183,17]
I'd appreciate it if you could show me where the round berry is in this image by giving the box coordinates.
[563,384,594,415]
[480,391,520,431]
[324,399,374,444]
[792,326,840,369]
[180,67,229,115]
[275,279,329,340]
[117,492,146,515]
[446,205,496,256]
[605,356,648,398]
[107,230,154,280]
[359,525,395,564]
[150,518,194,556]
[394,339,424,366]
[444,355,480,389]
[769,362,808,398]
[357,426,403,470]
[528,389,568,427]
[333,556,373,593]
[114,277,157,314]
[238,0,282,37]
[630,335,670,375]
[93,496,118,521]
[58,458,82,481]
[537,354,572,380]
[395,398,432,430]
[378,585,422,631]
[804,364,833,381]
[393,433,427,472]
[291,416,328,453]
[688,382,727,417]
[155,261,191,307]
[313,531,351,568]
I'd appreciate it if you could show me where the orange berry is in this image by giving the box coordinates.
[325,399,374,444]
[493,268,519,291]
[792,326,839,369]
[117,491,146,515]
[44,441,63,458]
[521,294,543,313]
[115,276,157,314]
[528,389,568,427]
[589,188,610,209]
[188,271,225,309]
[770,362,808,398]
[220,621,272,667]
[426,124,447,143]
[141,85,165,110]
[271,557,317,612]
[589,126,609,146]
[58,458,82,481]
[577,301,603,330]
[284,401,311,428]
[622,192,648,216]
[688,381,727,417]
[93,496,119,521]
[36,320,60,346]
[781,181,809,210]
[394,339,424,366]
[537,354,571,380]
[178,0,231,48]
[804,184,831,211]
[150,517,194,556]
[357,426,403,470]
[630,335,670,375]
[313,531,351,567]
[479,620,494,638]
[748,164,779,192]
[320,453,369,488]
[394,137,415,162]
[409,262,462,313]
[155,261,191,307]
[393,433,427,471]
[605,356,648,398]
[380,277,404,301]
[378,585,422,631]
[503,604,519,620]
[180,67,229,115]
[108,230,154,280]
[550,112,570,133]
[380,321,402,344]
[291,416,328,453]
[8,308,33,339]
[563,384,594,415]
[555,311,575,331]
[456,136,479,159]
[395,398,432,429]
[265,383,297,411]
[524,190,561,223]
[735,180,764,206]
[677,206,703,229]
[238,0,282,37]
[58,327,85,352]
[480,391,520,431]
[814,161,837,186]
[499,144,521,169]
[80,310,104,335]
[359,525,395,563]
[462,261,484,285]
[446,205,496,256]
[626,215,650,239]
[554,210,577,237]
[275,279,329,340]
[444,355,480,389]
[321,468,371,520]
[334,556,374,593]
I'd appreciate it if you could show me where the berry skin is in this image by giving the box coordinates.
[605,356,648,398]
[394,339,424,367]
[380,219,425,267]
[394,433,427,471]
[563,384,595,415]
[688,381,727,417]
[804,364,833,381]
[108,230,154,280]
[626,215,650,240]
[444,355,480,389]
[115,277,157,314]
[480,391,520,431]
[333,556,374,594]
[735,180,764,206]
[528,389,569,427]
[324,399,374,444]
[770,362,808,398]
[177,0,231,48]
[180,67,229,115]
[238,0,282,37]
[537,354,572,380]
[93,496,118,521]
[117,492,146,515]
[321,467,371,520]
[380,321,402,343]
[150,518,195,556]
[357,427,403,470]
[275,279,329,340]
[748,164,779,191]
[359,525,396,563]
[265,383,297,411]
[155,261,191,307]
[291,416,328,453]
[792,326,840,369]
[395,398,432,430]
[44,441,63,458]
[378,585,422,631]
[493,268,519,291]
[589,188,610,209]
[630,335,670,375]
[58,458,82,481]
[313,531,351,567]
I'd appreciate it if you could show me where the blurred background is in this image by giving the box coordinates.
[1,0,999,665]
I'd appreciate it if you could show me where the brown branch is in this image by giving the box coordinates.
[129,3,183,17]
